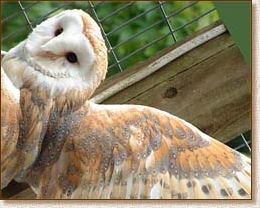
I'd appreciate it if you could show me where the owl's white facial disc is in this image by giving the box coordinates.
[26,10,97,82]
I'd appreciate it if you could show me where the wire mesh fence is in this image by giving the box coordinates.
[1,1,251,156]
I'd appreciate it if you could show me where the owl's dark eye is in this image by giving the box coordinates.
[66,52,78,63]
[54,28,63,36]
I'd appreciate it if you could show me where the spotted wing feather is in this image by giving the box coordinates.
[1,67,21,188]
[24,102,251,199]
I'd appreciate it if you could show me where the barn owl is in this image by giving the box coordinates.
[1,9,251,199]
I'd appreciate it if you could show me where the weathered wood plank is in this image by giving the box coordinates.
[1,181,29,199]
[9,187,36,199]
[98,34,237,105]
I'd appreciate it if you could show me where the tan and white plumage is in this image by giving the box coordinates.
[1,67,21,188]
[1,9,251,199]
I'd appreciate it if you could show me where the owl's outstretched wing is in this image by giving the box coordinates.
[1,67,21,188]
[27,102,251,199]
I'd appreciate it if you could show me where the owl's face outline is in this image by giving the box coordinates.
[25,10,93,79]
[3,9,108,98]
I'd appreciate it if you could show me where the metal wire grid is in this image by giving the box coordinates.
[89,1,179,72]
[1,1,251,156]
[83,1,219,75]
[226,131,251,157]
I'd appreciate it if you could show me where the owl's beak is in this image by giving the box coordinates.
[40,45,55,57]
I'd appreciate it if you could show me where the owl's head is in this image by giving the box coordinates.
[2,9,107,100]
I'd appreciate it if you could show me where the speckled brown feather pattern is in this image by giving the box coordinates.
[1,9,251,199]
[15,100,250,199]
[1,68,21,188]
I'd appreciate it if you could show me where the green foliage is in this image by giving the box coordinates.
[1,1,219,76]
